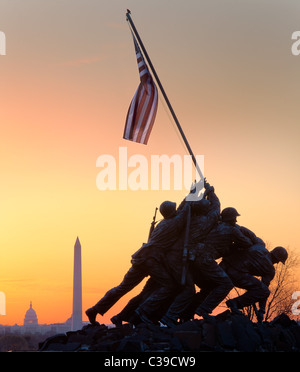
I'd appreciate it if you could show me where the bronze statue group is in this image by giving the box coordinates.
[86,180,288,327]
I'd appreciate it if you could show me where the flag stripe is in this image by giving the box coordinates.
[133,85,151,141]
[124,85,141,139]
[124,80,158,144]
[134,82,157,143]
[141,86,158,144]
[123,34,158,145]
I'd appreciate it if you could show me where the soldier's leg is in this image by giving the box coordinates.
[178,292,200,322]
[194,257,234,317]
[86,263,146,323]
[111,278,157,325]
[226,272,270,310]
[135,258,178,323]
[160,271,195,326]
[181,280,217,321]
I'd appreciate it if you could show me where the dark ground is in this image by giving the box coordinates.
[38,311,300,352]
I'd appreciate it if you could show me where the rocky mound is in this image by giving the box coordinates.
[38,311,300,352]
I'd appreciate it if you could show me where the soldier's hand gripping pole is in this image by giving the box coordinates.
[181,204,191,286]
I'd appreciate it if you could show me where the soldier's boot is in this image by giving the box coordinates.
[135,308,158,326]
[195,308,216,324]
[128,312,143,326]
[225,299,243,316]
[110,314,123,327]
[85,307,98,324]
[160,315,178,328]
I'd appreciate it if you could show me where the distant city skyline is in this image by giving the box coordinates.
[0,300,72,336]
[0,237,84,330]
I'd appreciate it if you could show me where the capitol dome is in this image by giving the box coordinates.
[24,301,38,325]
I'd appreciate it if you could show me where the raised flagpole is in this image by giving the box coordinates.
[126,10,203,180]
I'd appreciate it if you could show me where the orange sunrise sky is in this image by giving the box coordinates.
[0,0,300,325]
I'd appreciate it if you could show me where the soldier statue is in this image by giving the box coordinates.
[221,244,288,322]
[163,206,254,325]
[85,197,190,324]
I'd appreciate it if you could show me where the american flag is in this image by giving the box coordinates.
[123,35,158,145]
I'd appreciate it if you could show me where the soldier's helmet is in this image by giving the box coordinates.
[159,201,177,219]
[270,246,288,265]
[221,207,240,222]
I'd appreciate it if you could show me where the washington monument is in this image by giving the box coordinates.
[72,237,82,331]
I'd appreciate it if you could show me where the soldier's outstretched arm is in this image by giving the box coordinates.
[205,184,221,214]
[261,270,275,288]
[258,298,267,316]
[232,227,253,249]
[238,225,265,246]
